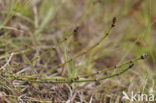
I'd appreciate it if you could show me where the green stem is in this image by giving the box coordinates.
[4,64,132,83]
[3,55,143,83]
[49,26,114,73]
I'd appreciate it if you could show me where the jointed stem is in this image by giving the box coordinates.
[3,54,146,83]
[3,63,132,83]
[49,25,114,73]
[1,17,147,84]
[79,57,140,78]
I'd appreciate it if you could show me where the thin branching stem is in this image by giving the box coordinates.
[49,21,115,73]
[4,62,133,83]
[79,57,140,78]
[3,54,147,84]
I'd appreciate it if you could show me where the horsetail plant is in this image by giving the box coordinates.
[48,17,118,73]
[3,54,148,83]
[1,17,148,84]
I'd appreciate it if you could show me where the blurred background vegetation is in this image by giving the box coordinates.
[0,0,155,102]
